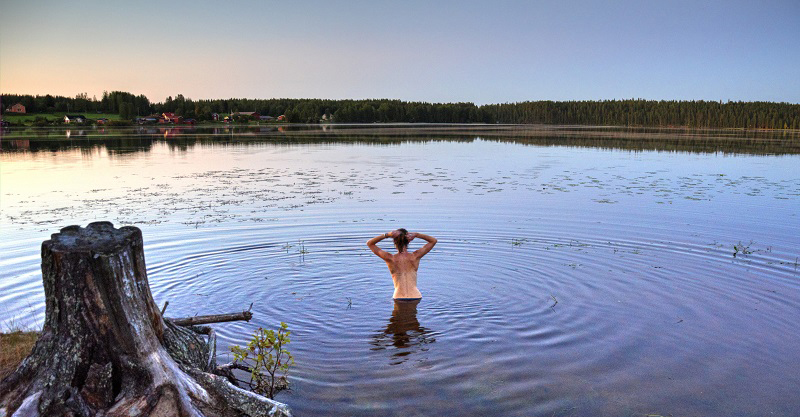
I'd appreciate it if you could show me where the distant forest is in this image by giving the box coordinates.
[2,91,799,129]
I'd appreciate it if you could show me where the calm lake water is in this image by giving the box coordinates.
[1,125,799,416]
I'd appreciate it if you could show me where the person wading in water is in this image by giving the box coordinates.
[367,228,437,300]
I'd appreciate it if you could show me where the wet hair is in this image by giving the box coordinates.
[393,228,409,252]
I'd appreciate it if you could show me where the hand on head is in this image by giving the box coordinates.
[390,229,415,240]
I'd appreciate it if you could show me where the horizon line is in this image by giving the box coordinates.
[2,92,799,107]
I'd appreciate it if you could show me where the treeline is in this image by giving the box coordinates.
[3,92,798,129]
[483,100,800,130]
[2,92,99,114]
[100,91,151,119]
[145,95,800,129]
[1,91,150,118]
[166,97,799,129]
[151,96,483,124]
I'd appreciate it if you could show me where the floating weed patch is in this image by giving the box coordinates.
[733,240,754,258]
[298,241,309,255]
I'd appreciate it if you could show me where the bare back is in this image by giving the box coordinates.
[367,231,437,299]
[384,251,423,299]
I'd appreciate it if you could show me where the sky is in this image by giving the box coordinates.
[1,0,798,105]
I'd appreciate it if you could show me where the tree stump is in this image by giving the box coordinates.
[0,222,291,417]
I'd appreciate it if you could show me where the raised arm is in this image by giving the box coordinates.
[367,232,394,261]
[411,232,437,259]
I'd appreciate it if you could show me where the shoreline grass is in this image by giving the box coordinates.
[0,331,39,380]
[1,307,41,380]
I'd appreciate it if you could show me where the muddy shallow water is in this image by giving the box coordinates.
[1,125,799,416]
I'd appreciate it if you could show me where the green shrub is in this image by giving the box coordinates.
[230,322,294,399]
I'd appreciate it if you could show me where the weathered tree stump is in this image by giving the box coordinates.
[0,222,291,417]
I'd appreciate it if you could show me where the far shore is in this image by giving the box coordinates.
[3,121,800,132]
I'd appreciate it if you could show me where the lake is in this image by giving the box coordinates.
[1,125,799,416]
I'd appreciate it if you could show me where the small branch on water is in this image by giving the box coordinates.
[550,295,558,309]
[167,310,253,326]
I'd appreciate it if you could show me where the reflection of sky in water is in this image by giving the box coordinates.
[3,140,799,232]
[1,133,800,417]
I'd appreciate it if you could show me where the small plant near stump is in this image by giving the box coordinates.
[231,322,294,399]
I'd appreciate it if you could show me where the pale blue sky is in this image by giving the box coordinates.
[1,0,798,104]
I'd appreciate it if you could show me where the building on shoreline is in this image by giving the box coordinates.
[5,103,26,113]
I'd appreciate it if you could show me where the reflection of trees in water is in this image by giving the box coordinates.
[1,125,800,155]
[370,300,435,365]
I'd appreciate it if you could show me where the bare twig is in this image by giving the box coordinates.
[550,295,558,309]
[167,310,253,326]
[160,301,169,316]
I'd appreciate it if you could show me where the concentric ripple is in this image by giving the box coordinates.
[1,131,799,416]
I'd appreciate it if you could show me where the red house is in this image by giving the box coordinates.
[6,103,26,113]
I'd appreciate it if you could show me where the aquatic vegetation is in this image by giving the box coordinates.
[231,323,294,399]
[733,240,754,258]
[298,241,309,262]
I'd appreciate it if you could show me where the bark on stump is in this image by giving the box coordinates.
[0,222,291,417]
